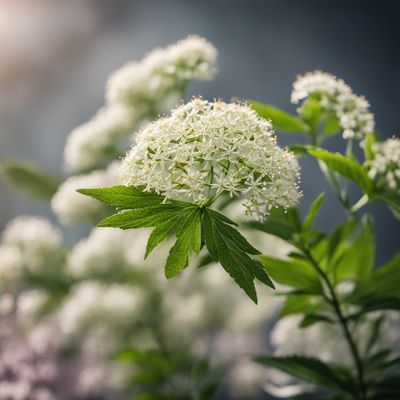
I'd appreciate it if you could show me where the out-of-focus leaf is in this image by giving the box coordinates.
[307,148,372,194]
[334,216,375,282]
[303,192,325,231]
[364,132,378,161]
[300,313,334,328]
[280,294,327,318]
[254,356,354,392]
[260,256,322,294]
[1,161,58,199]
[299,97,323,135]
[248,100,309,133]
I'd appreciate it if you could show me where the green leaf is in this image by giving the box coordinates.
[203,208,274,303]
[1,161,58,199]
[300,313,333,328]
[248,100,309,133]
[280,294,327,318]
[364,132,378,161]
[245,206,301,242]
[165,208,202,278]
[320,113,341,139]
[299,96,323,135]
[260,256,322,294]
[335,216,375,282]
[77,185,165,209]
[254,356,353,392]
[303,192,325,231]
[352,252,400,301]
[307,148,372,193]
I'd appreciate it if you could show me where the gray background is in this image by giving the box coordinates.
[0,0,399,264]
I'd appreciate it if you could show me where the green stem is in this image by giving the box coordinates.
[302,248,367,400]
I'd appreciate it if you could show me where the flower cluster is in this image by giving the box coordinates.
[292,71,375,141]
[121,98,301,219]
[64,35,217,173]
[0,216,63,287]
[106,35,217,107]
[367,136,400,191]
[58,281,143,337]
[51,161,120,225]
[64,104,133,173]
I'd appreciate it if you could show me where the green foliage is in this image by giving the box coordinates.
[79,186,274,302]
[1,161,59,199]
[303,192,325,231]
[307,148,373,194]
[254,356,354,393]
[248,100,309,133]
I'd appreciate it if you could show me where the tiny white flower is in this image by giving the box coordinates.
[121,99,301,220]
[366,136,400,192]
[292,71,375,141]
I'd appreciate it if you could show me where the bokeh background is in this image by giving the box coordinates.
[1,0,399,261]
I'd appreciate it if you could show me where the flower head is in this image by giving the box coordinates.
[367,136,400,191]
[1,216,62,275]
[64,104,133,173]
[292,71,375,141]
[121,99,300,219]
[106,35,217,107]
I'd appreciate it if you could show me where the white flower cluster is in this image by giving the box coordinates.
[121,99,301,219]
[66,227,162,281]
[64,35,217,173]
[291,71,375,141]
[0,216,63,287]
[106,35,217,106]
[64,104,134,173]
[367,136,400,191]
[58,281,143,337]
[51,161,120,225]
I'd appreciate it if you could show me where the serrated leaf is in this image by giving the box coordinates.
[165,208,202,278]
[308,148,372,193]
[203,208,274,303]
[248,100,309,133]
[254,356,353,392]
[1,161,58,199]
[77,185,165,209]
[303,192,325,231]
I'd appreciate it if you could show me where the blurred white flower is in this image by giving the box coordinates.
[367,136,400,191]
[51,161,119,225]
[0,245,22,289]
[121,98,300,219]
[64,104,134,173]
[58,281,143,337]
[271,315,350,363]
[106,35,217,107]
[16,290,48,327]
[1,216,62,275]
[292,71,375,141]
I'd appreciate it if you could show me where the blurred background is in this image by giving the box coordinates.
[1,0,399,267]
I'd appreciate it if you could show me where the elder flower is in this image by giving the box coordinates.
[106,35,217,107]
[367,136,400,191]
[121,99,301,219]
[292,71,375,141]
